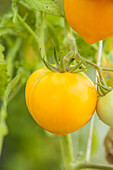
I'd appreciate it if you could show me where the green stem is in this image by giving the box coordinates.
[6,38,21,79]
[102,68,113,72]
[74,162,113,169]
[64,51,75,63]
[41,57,56,72]
[53,46,59,67]
[0,106,8,156]
[60,52,66,73]
[17,14,40,44]
[60,135,74,170]
[0,136,4,156]
[12,0,18,23]
[97,83,112,92]
[97,67,106,86]
[3,68,23,109]
[40,12,46,57]
[75,53,97,68]
[97,78,108,95]
[8,84,23,103]
[66,58,75,68]
[64,18,77,53]
[70,61,84,73]
[64,19,72,37]
[97,84,103,97]
[75,53,106,86]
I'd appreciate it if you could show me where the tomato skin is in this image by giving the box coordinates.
[25,67,97,135]
[97,90,113,128]
[64,0,113,44]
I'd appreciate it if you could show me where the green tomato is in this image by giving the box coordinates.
[97,90,113,128]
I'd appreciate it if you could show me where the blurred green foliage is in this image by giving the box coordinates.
[0,0,11,16]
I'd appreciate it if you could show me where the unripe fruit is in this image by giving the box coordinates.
[97,90,113,128]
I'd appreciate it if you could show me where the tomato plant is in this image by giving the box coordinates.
[1,0,113,170]
[64,0,113,44]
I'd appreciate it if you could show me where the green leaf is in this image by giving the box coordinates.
[54,0,64,16]
[24,0,63,17]
[0,12,13,26]
[0,106,8,156]
[0,62,9,98]
[0,45,9,98]
[0,44,5,59]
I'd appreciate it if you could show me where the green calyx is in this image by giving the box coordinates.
[97,78,112,97]
[40,48,87,73]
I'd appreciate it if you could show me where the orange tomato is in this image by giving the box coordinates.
[25,67,97,135]
[64,0,113,44]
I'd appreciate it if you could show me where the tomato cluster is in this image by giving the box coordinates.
[25,1,113,135]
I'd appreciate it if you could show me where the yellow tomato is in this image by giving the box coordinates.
[25,67,97,135]
[64,0,113,44]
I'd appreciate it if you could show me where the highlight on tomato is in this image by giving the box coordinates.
[64,0,113,44]
[25,52,97,135]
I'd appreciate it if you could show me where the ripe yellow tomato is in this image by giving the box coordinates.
[25,67,97,135]
[64,0,113,44]
[97,90,113,128]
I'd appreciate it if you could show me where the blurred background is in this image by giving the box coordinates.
[0,0,113,170]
